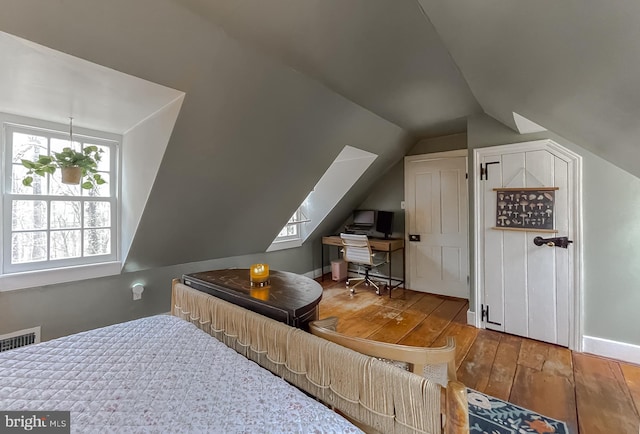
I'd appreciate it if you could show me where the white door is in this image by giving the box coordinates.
[476,140,580,347]
[405,152,469,299]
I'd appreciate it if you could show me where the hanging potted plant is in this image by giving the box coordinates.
[21,146,106,190]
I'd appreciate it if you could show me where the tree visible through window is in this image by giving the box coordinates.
[3,124,117,273]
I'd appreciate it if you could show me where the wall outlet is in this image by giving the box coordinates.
[400,201,405,209]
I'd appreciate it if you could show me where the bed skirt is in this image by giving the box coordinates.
[172,279,466,434]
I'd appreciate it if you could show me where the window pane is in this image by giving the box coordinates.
[84,229,111,256]
[84,202,110,228]
[12,132,47,163]
[51,201,81,229]
[277,224,298,239]
[11,164,47,195]
[12,200,47,230]
[11,232,47,264]
[50,230,81,259]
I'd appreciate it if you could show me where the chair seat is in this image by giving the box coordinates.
[340,233,389,296]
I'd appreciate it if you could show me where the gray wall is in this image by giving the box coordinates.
[0,0,413,274]
[408,132,467,156]
[0,0,415,341]
[468,113,640,346]
[357,161,406,279]
[0,244,317,341]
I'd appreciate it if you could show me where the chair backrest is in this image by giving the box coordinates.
[309,316,457,386]
[340,233,374,266]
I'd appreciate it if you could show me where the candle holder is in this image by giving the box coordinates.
[250,263,270,287]
[250,286,270,301]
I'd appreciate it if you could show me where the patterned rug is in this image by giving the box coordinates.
[467,388,570,433]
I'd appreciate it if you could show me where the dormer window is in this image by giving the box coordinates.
[268,145,377,252]
[2,118,119,277]
[275,208,310,242]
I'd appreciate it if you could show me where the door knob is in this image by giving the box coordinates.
[533,236,573,248]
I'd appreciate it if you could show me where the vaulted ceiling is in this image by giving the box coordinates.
[173,0,481,137]
[417,0,640,177]
[0,0,637,270]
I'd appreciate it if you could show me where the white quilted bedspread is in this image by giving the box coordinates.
[0,315,361,434]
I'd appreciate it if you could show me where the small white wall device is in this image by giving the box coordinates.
[131,283,145,301]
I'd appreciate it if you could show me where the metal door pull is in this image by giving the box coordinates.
[533,236,573,248]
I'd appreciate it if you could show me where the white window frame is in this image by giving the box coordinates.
[268,206,310,251]
[1,115,121,291]
[275,208,304,242]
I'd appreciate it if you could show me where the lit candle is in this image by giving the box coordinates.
[250,263,269,284]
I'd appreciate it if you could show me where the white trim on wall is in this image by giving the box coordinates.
[306,267,330,279]
[583,336,640,365]
[0,261,121,292]
[467,310,476,326]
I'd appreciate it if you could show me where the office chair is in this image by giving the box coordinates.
[340,233,388,295]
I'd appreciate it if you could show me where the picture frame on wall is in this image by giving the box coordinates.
[494,187,558,232]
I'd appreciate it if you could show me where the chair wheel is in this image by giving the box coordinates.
[375,288,381,296]
[350,288,355,295]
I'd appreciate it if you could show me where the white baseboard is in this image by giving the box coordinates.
[307,267,403,284]
[467,310,477,327]
[582,335,640,365]
[304,266,330,280]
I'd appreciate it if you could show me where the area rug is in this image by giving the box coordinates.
[467,388,570,434]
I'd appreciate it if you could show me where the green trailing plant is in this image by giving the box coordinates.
[21,146,106,190]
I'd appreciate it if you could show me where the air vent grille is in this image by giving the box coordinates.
[0,327,41,352]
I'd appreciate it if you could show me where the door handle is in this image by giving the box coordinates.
[533,236,573,249]
[409,234,420,242]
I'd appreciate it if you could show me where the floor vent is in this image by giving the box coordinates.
[0,326,41,352]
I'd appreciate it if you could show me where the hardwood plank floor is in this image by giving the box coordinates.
[317,276,640,434]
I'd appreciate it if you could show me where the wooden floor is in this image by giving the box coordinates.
[317,277,640,434]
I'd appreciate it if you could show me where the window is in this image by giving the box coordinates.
[3,122,118,275]
[275,207,308,242]
[268,145,377,253]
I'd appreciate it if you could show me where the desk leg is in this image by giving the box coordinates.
[388,251,392,297]
[321,243,325,282]
[389,247,406,298]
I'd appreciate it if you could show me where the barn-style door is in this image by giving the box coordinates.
[474,140,581,348]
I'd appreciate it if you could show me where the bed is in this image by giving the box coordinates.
[0,314,360,433]
[0,280,468,433]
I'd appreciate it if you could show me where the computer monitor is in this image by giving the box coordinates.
[352,209,375,228]
[375,211,394,239]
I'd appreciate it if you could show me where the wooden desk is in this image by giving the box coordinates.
[321,235,405,296]
[182,269,322,330]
